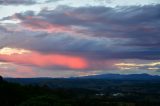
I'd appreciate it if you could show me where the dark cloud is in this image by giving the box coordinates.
[0,0,36,5]
[1,5,160,61]
[9,5,160,40]
[0,27,159,61]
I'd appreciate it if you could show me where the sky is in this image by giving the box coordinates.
[0,0,160,78]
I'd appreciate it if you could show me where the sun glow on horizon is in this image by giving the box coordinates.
[0,47,31,55]
[115,62,160,71]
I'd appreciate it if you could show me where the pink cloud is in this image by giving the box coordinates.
[0,51,88,69]
[22,19,74,33]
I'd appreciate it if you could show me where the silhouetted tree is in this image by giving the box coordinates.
[0,75,3,81]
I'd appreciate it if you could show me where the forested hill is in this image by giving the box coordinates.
[1,75,160,106]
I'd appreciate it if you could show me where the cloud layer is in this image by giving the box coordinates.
[0,1,160,77]
[0,0,36,5]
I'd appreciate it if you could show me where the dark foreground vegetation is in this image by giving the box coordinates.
[1,75,160,106]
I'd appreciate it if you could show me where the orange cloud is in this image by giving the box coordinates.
[0,49,88,69]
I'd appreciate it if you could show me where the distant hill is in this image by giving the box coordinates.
[4,74,160,87]
[78,73,160,80]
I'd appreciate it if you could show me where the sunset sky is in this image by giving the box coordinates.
[0,0,160,78]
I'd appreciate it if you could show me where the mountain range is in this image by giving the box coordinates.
[5,73,160,84]
[77,73,160,80]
